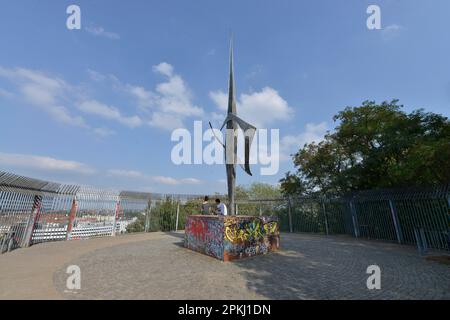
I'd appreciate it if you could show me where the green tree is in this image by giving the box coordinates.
[279,171,308,196]
[126,214,145,233]
[234,182,282,216]
[148,197,178,231]
[281,100,450,195]
[236,182,281,200]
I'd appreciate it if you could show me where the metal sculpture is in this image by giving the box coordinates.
[209,38,256,215]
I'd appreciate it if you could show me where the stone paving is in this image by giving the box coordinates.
[1,232,449,299]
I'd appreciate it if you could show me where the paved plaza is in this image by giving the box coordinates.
[0,232,449,299]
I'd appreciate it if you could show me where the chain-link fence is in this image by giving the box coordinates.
[1,170,449,254]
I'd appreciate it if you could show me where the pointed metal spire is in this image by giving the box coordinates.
[226,35,237,215]
[207,36,256,215]
[227,35,237,115]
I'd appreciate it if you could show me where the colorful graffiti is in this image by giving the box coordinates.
[204,219,224,259]
[224,218,274,243]
[184,215,280,261]
[185,218,207,242]
[184,216,224,259]
[222,216,279,261]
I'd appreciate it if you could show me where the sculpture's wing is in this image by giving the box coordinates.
[208,122,225,149]
[209,121,247,173]
[220,114,256,176]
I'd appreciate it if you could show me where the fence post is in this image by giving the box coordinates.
[145,210,149,233]
[420,228,428,253]
[145,201,152,232]
[259,201,262,217]
[349,199,359,238]
[389,199,403,244]
[112,201,120,236]
[322,199,329,236]
[175,202,180,231]
[235,203,239,215]
[22,195,42,247]
[288,197,293,233]
[414,227,428,256]
[447,194,450,250]
[66,199,77,240]
[447,193,450,209]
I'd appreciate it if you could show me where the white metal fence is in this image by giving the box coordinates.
[0,171,152,252]
[1,170,449,255]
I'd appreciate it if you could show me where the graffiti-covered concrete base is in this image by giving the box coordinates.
[184,215,280,261]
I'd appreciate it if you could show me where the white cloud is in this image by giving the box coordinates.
[1,62,203,136]
[93,127,116,137]
[78,100,143,128]
[4,67,66,90]
[152,176,202,185]
[151,176,181,185]
[107,169,201,185]
[84,63,204,131]
[87,69,121,86]
[126,85,156,108]
[280,122,329,161]
[152,62,173,77]
[209,87,294,128]
[0,66,146,137]
[85,25,120,40]
[148,112,184,130]
[382,24,405,40]
[0,88,14,98]
[43,104,87,128]
[180,178,202,185]
[107,169,146,179]
[152,62,203,117]
[87,69,107,82]
[0,152,95,174]
[209,91,228,111]
[0,66,89,128]
[120,62,204,130]
[245,65,264,80]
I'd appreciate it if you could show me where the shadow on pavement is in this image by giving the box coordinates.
[164,231,185,248]
[230,233,450,300]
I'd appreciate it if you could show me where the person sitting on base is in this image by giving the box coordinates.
[201,196,210,215]
[215,198,228,216]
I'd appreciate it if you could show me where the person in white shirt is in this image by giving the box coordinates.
[215,198,228,216]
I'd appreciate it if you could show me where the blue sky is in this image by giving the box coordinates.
[0,0,449,194]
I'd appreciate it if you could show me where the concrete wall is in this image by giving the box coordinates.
[184,215,280,261]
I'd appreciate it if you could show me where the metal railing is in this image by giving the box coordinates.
[1,170,449,253]
[347,186,450,252]
[0,171,151,251]
[230,188,449,252]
